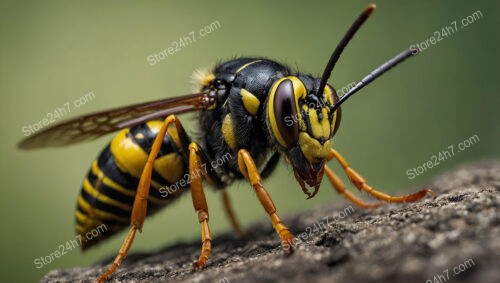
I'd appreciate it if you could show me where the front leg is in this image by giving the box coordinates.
[328,148,435,203]
[237,149,294,251]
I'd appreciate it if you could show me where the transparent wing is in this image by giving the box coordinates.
[18,93,212,149]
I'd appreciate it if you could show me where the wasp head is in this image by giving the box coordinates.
[266,74,341,199]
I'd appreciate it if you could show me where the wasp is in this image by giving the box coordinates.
[19,4,434,282]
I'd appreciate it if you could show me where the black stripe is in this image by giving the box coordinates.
[87,169,97,187]
[96,142,189,204]
[94,147,182,201]
[77,206,87,216]
[151,170,174,189]
[96,180,135,205]
[98,145,139,191]
[87,170,135,205]
[80,187,131,218]
[98,144,186,197]
[76,216,129,230]
[128,123,177,157]
[76,218,85,226]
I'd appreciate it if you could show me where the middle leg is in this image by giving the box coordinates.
[189,142,213,270]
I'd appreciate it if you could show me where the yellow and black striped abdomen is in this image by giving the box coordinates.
[76,121,189,250]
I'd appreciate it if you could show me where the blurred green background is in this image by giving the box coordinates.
[1,0,499,282]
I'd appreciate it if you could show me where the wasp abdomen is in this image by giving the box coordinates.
[75,121,189,249]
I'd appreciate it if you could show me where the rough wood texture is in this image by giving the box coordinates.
[43,161,499,283]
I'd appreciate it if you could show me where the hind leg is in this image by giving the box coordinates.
[96,115,188,282]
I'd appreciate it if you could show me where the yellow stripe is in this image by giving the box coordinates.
[146,121,183,149]
[83,178,133,211]
[92,161,135,197]
[91,161,171,205]
[75,209,103,235]
[77,196,130,223]
[75,210,89,224]
[76,225,85,234]
[236,60,262,73]
[153,153,184,184]
[92,161,179,209]
[111,129,149,179]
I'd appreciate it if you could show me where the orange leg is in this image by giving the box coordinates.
[324,165,383,208]
[189,142,213,271]
[221,190,246,236]
[96,115,185,283]
[237,149,294,251]
[328,149,435,203]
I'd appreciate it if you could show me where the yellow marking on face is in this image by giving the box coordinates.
[222,114,238,150]
[307,107,331,140]
[267,76,307,147]
[154,152,184,183]
[241,88,260,116]
[298,132,331,162]
[324,85,334,106]
[236,60,262,73]
[324,85,340,136]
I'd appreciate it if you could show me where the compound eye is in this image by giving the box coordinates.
[273,79,299,148]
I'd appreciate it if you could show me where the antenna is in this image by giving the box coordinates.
[330,48,417,112]
[317,4,376,96]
